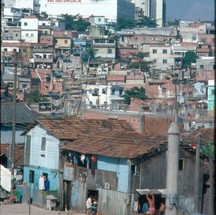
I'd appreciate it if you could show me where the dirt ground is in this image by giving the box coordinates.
[0,203,86,215]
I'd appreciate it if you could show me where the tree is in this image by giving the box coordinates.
[182,51,199,68]
[24,90,48,104]
[63,14,90,31]
[122,86,147,104]
[167,19,180,26]
[128,52,154,74]
[116,18,136,30]
[137,16,157,28]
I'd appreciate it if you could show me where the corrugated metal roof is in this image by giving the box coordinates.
[1,102,39,125]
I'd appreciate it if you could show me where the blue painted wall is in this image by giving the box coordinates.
[207,81,215,111]
[193,82,206,97]
[97,156,129,193]
[23,166,59,197]
[1,126,25,144]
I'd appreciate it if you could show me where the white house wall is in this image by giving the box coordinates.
[27,125,59,170]
[82,84,124,110]
[21,17,38,43]
[21,30,38,43]
[0,165,11,192]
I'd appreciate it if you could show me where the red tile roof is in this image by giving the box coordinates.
[181,128,214,144]
[23,118,135,140]
[61,131,167,158]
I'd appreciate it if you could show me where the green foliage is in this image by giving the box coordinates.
[87,48,95,60]
[137,16,157,28]
[182,51,199,68]
[128,52,153,73]
[201,142,214,158]
[25,90,48,104]
[63,14,90,31]
[116,18,136,30]
[122,86,147,104]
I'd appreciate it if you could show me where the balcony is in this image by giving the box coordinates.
[32,58,53,63]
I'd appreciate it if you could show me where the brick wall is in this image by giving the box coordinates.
[83,110,174,136]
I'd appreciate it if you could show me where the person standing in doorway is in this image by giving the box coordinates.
[146,193,155,215]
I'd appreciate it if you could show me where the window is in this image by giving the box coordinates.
[29,170,34,183]
[92,89,98,96]
[179,158,185,171]
[4,48,7,52]
[25,135,31,165]
[41,137,46,151]
[162,87,166,94]
[102,88,106,94]
[24,22,28,26]
[23,48,26,52]
[153,49,157,54]
[64,40,68,44]
[162,49,167,54]
[108,48,112,54]
[119,89,123,96]
[111,89,115,95]
[26,33,29,36]
[153,59,157,63]
[211,89,215,95]
[163,59,167,64]
[201,38,206,43]
[200,65,204,69]
[131,164,137,175]
[31,33,33,37]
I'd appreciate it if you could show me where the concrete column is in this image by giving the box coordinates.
[165,122,180,215]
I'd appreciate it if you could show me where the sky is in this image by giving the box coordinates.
[166,0,215,21]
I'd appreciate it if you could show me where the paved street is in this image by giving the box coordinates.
[0,203,86,215]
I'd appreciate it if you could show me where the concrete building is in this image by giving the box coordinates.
[20,15,38,43]
[207,80,215,112]
[150,0,166,27]
[133,0,166,27]
[39,0,135,22]
[149,44,182,70]
[2,0,40,14]
[196,57,215,71]
[82,84,125,110]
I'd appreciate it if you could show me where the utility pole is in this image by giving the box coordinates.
[11,50,18,195]
[173,79,179,123]
[194,133,201,213]
[165,122,180,215]
[174,83,178,122]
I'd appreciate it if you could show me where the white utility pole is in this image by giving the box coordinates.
[165,122,180,215]
[11,51,18,195]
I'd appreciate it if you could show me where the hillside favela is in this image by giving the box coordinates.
[0,0,215,215]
